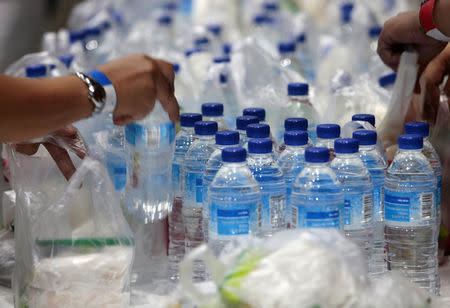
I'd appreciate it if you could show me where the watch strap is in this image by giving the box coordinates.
[420,0,450,42]
[87,70,118,114]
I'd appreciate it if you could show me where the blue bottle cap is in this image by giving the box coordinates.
[405,122,430,137]
[284,130,308,146]
[202,103,224,116]
[194,37,210,46]
[398,134,423,150]
[368,26,382,38]
[84,26,102,37]
[316,124,340,139]
[253,14,269,25]
[278,41,296,53]
[285,118,308,131]
[288,83,309,96]
[263,2,279,11]
[246,124,270,138]
[305,147,330,163]
[173,63,180,74]
[185,48,203,57]
[340,2,354,24]
[158,15,173,25]
[296,32,306,43]
[352,114,375,127]
[102,21,111,30]
[26,64,47,78]
[219,73,228,83]
[334,138,359,154]
[223,43,232,55]
[59,54,74,68]
[243,107,266,121]
[236,116,259,130]
[180,113,202,127]
[352,130,377,146]
[162,2,178,10]
[69,30,85,43]
[194,121,218,136]
[222,147,247,163]
[248,138,272,154]
[216,131,240,145]
[213,57,231,64]
[378,73,396,88]
[207,24,222,36]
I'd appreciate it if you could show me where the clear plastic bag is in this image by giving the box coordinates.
[4,52,68,78]
[179,229,443,308]
[10,154,134,308]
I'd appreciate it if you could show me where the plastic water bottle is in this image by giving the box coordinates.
[208,147,261,255]
[247,139,286,236]
[295,32,316,81]
[291,147,344,229]
[278,41,304,75]
[243,107,266,123]
[236,116,260,146]
[202,103,229,131]
[124,102,176,285]
[315,124,341,158]
[213,58,240,127]
[203,131,240,242]
[384,134,438,294]
[405,122,442,228]
[277,117,309,152]
[378,72,397,90]
[281,83,318,144]
[331,139,373,263]
[25,64,48,78]
[277,131,308,227]
[352,130,387,278]
[352,114,376,128]
[182,121,218,280]
[168,113,202,280]
[405,122,443,291]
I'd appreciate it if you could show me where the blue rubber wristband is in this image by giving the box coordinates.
[87,70,118,113]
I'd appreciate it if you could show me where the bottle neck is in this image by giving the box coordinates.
[181,126,195,134]
[359,144,376,152]
[398,148,423,154]
[223,161,247,168]
[288,96,309,104]
[285,145,307,151]
[306,161,330,168]
[195,134,215,142]
[216,144,238,149]
[248,152,273,161]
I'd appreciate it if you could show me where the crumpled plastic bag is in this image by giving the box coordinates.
[179,229,443,308]
[4,52,68,78]
[9,153,134,308]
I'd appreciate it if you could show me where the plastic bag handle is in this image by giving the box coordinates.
[179,244,226,304]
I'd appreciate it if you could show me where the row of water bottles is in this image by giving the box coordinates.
[169,97,442,294]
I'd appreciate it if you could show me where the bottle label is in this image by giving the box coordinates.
[172,162,181,192]
[372,185,384,222]
[184,171,203,207]
[270,194,286,228]
[260,193,286,231]
[343,193,373,227]
[437,175,442,213]
[291,205,341,229]
[384,190,435,226]
[211,201,259,235]
[125,122,175,147]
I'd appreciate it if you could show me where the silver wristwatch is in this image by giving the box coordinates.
[75,72,107,115]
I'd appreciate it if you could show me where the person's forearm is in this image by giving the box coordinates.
[0,75,93,142]
[434,0,450,36]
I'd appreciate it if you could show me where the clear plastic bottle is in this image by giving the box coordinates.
[282,83,318,143]
[331,138,374,263]
[243,107,266,123]
[202,103,229,131]
[208,147,261,255]
[202,131,240,242]
[206,24,224,56]
[124,102,176,285]
[236,116,260,147]
[278,41,304,75]
[277,117,309,152]
[378,72,397,91]
[352,114,376,128]
[182,121,218,280]
[315,124,341,158]
[247,139,286,236]
[277,131,308,228]
[405,122,443,291]
[353,130,387,278]
[384,134,438,294]
[244,123,277,157]
[168,113,202,280]
[291,147,344,229]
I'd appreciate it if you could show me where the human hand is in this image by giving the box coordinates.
[419,43,450,123]
[378,11,446,71]
[14,126,87,181]
[97,54,180,125]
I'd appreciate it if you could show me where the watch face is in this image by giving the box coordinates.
[92,80,106,102]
